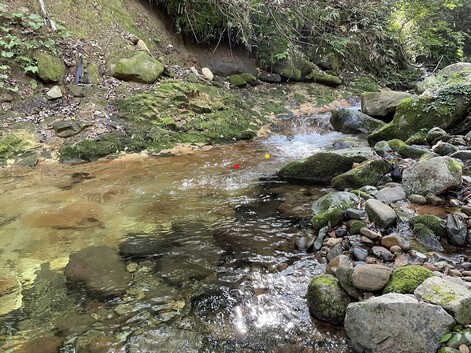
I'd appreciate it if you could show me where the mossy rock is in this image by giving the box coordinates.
[368,87,471,145]
[240,73,259,86]
[405,129,428,145]
[311,191,359,231]
[34,52,65,83]
[229,74,248,87]
[349,220,366,235]
[386,139,406,151]
[0,135,26,164]
[306,274,351,324]
[277,152,366,185]
[86,63,101,84]
[112,51,164,83]
[306,70,342,87]
[410,214,446,238]
[383,265,434,294]
[412,223,444,252]
[331,158,392,190]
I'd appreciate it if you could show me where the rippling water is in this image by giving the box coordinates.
[0,111,364,352]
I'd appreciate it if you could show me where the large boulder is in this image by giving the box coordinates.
[330,108,386,134]
[306,274,351,324]
[345,293,455,353]
[415,276,471,325]
[64,246,132,298]
[368,84,471,145]
[361,91,413,117]
[111,51,164,83]
[402,156,462,196]
[34,52,65,83]
[419,62,471,96]
[331,158,392,190]
[277,152,366,185]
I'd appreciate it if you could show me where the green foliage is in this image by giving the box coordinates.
[0,4,62,91]
[390,0,469,66]
[440,325,471,349]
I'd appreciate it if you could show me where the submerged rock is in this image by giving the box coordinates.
[64,246,131,298]
[345,293,455,353]
[311,191,359,231]
[306,274,351,324]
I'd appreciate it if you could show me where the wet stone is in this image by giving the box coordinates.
[360,227,381,240]
[13,335,63,353]
[64,246,132,298]
[447,214,468,246]
[375,186,406,204]
[347,208,367,220]
[371,246,395,261]
[351,246,369,261]
[381,234,411,251]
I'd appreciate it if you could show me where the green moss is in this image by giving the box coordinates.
[229,74,248,87]
[0,135,25,164]
[386,139,406,151]
[312,207,345,231]
[447,157,463,175]
[410,214,446,238]
[240,73,258,86]
[405,129,428,145]
[348,220,366,235]
[331,159,392,190]
[278,152,366,185]
[34,52,65,83]
[306,274,350,324]
[383,265,434,294]
[306,70,342,87]
[422,285,458,305]
[112,51,164,83]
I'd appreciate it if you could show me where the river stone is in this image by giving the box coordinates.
[447,214,468,246]
[381,234,410,251]
[111,51,164,83]
[345,293,455,353]
[360,91,413,117]
[432,141,458,156]
[415,276,471,325]
[371,246,395,261]
[201,67,213,81]
[277,152,366,185]
[64,246,131,298]
[53,120,82,137]
[360,227,381,240]
[311,191,359,231]
[364,199,397,228]
[330,108,385,134]
[16,335,63,353]
[375,185,406,204]
[413,223,444,252]
[258,72,281,83]
[450,150,471,162]
[402,156,462,196]
[46,86,63,100]
[373,140,393,157]
[306,274,351,324]
[427,127,448,144]
[351,264,392,291]
[398,144,434,159]
[119,234,172,258]
[313,226,329,251]
[127,326,203,353]
[351,246,369,261]
[331,158,392,190]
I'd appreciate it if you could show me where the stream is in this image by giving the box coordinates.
[0,109,366,352]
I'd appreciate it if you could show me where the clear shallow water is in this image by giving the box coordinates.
[0,112,362,352]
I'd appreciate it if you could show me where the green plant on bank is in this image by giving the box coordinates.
[0,4,63,92]
[440,325,471,349]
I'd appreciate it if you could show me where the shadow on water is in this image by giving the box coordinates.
[0,110,361,352]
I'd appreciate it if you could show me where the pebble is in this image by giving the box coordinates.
[324,238,343,247]
[372,246,395,261]
[360,228,381,240]
[463,277,471,282]
[462,271,471,277]
[459,344,469,353]
[462,206,471,217]
[435,261,455,270]
[408,194,427,205]
[347,208,367,220]
[360,236,375,245]
[449,269,463,277]
[351,247,369,261]
[423,262,440,272]
[390,245,402,254]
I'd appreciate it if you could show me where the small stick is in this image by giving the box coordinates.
[38,0,57,31]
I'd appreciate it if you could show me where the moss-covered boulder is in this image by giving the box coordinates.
[306,68,342,87]
[412,223,444,252]
[330,108,385,134]
[273,53,315,81]
[410,214,447,238]
[34,52,65,83]
[419,62,471,96]
[383,265,434,294]
[277,152,367,185]
[402,156,462,196]
[331,158,392,190]
[311,191,359,231]
[415,276,471,325]
[306,274,351,324]
[229,74,248,87]
[361,91,413,117]
[368,85,471,145]
[111,51,164,83]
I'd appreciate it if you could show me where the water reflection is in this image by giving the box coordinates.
[0,111,359,352]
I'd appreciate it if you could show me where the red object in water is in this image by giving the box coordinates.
[234,164,240,169]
